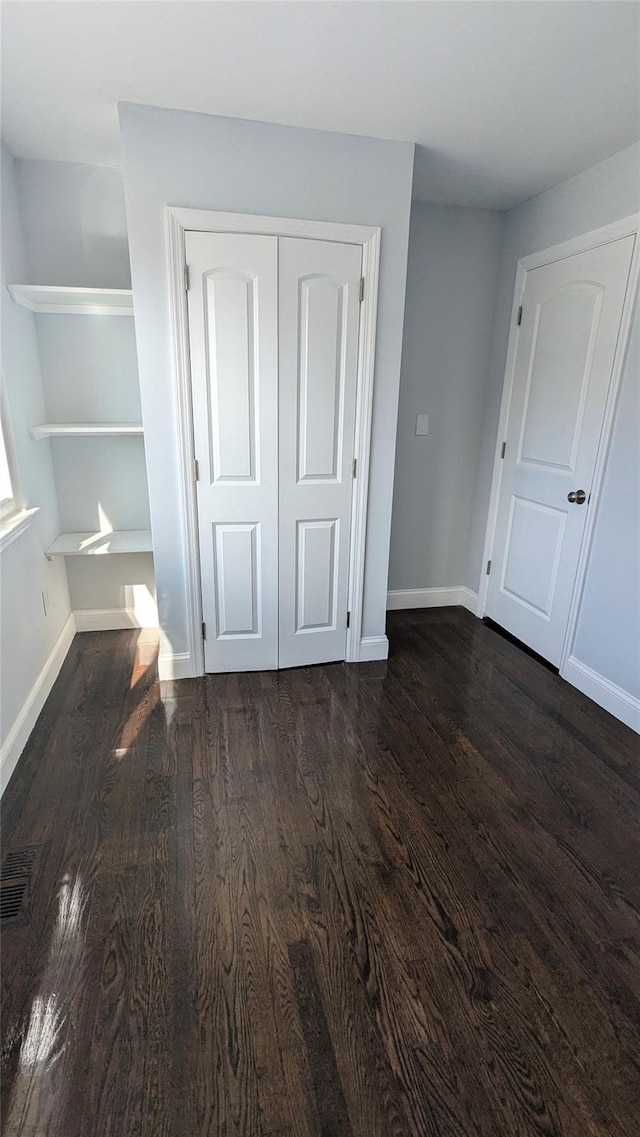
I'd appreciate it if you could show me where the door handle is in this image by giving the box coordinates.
[567,489,587,504]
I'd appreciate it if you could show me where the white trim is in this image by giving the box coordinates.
[476,257,526,619]
[158,652,196,682]
[387,586,478,613]
[166,208,377,247]
[459,587,479,613]
[518,214,640,273]
[166,211,204,676]
[73,607,159,632]
[0,507,39,553]
[346,226,380,660]
[0,613,76,796]
[477,214,640,676]
[562,656,640,735]
[357,635,389,662]
[165,206,381,673]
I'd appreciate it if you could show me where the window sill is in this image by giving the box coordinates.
[0,507,39,553]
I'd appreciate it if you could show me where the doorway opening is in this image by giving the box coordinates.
[479,214,639,678]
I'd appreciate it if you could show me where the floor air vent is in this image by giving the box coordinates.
[1,846,39,880]
[0,844,44,925]
[0,879,28,921]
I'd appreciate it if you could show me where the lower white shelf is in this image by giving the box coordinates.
[46,530,153,559]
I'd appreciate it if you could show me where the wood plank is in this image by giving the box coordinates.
[2,611,639,1136]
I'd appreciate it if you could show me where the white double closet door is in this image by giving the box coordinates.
[186,230,362,672]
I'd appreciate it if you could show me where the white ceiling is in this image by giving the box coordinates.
[2,1,639,210]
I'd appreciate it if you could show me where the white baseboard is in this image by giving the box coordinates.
[158,651,197,681]
[460,587,479,613]
[160,637,390,676]
[1,612,76,796]
[356,635,389,662]
[387,586,479,614]
[73,607,159,632]
[562,656,640,734]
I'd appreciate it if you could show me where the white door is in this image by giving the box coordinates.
[278,237,362,668]
[186,231,361,672]
[186,231,279,672]
[486,236,635,664]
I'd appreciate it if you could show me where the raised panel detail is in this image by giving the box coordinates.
[501,497,566,618]
[212,523,261,638]
[295,519,339,632]
[519,284,603,472]
[297,276,347,482]
[205,271,258,483]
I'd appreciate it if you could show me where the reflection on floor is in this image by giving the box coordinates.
[1,609,639,1136]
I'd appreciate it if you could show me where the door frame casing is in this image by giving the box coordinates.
[165,206,381,674]
[477,212,640,678]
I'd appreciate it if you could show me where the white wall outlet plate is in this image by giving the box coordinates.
[416,414,429,436]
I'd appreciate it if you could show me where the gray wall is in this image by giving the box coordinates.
[0,144,70,774]
[119,103,414,667]
[471,141,640,699]
[389,202,503,593]
[13,159,155,616]
[15,159,131,288]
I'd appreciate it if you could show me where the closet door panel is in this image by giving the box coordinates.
[278,237,362,668]
[297,276,344,481]
[295,518,339,632]
[205,270,258,482]
[212,522,261,637]
[186,231,278,672]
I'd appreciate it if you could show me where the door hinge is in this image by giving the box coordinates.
[352,457,357,479]
[193,458,199,482]
[517,305,523,326]
[184,265,190,292]
[500,441,506,459]
[346,611,351,628]
[486,559,492,575]
[202,621,206,640]
[359,277,365,303]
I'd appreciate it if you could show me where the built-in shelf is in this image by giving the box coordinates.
[30,423,144,440]
[8,284,133,316]
[45,530,153,560]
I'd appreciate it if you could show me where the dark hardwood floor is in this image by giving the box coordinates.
[1,608,639,1136]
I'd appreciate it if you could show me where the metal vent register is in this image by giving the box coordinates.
[0,845,44,925]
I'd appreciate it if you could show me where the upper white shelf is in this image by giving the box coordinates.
[7,284,134,316]
[30,423,144,440]
[45,530,153,559]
